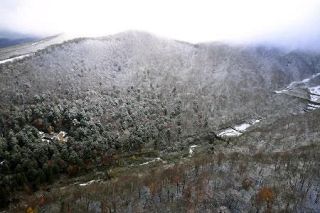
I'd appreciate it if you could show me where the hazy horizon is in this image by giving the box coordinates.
[1,0,320,51]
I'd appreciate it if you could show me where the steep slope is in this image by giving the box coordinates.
[1,32,319,129]
[1,32,320,210]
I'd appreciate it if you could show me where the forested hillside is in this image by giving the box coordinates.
[1,32,320,211]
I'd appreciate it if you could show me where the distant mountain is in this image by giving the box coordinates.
[0,37,38,48]
[0,30,40,48]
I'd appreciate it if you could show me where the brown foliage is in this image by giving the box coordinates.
[256,186,275,206]
[148,181,161,197]
[26,206,37,213]
[162,165,182,185]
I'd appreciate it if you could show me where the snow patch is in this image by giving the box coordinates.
[275,73,320,111]
[0,54,30,65]
[189,145,198,156]
[79,179,101,186]
[233,123,251,132]
[217,128,242,137]
[139,157,164,166]
[275,72,320,95]
[250,119,260,125]
[306,86,320,111]
[309,86,320,102]
[309,85,320,95]
[274,89,288,94]
[288,72,320,88]
[41,139,51,144]
[217,119,260,138]
[307,103,320,110]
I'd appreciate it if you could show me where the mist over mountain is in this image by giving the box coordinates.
[1,31,320,212]
[0,30,40,48]
[2,0,320,51]
[1,31,319,123]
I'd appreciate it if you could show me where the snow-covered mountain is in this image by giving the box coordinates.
[1,31,320,212]
[1,31,319,128]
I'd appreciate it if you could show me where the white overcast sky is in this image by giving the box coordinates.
[1,0,320,49]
